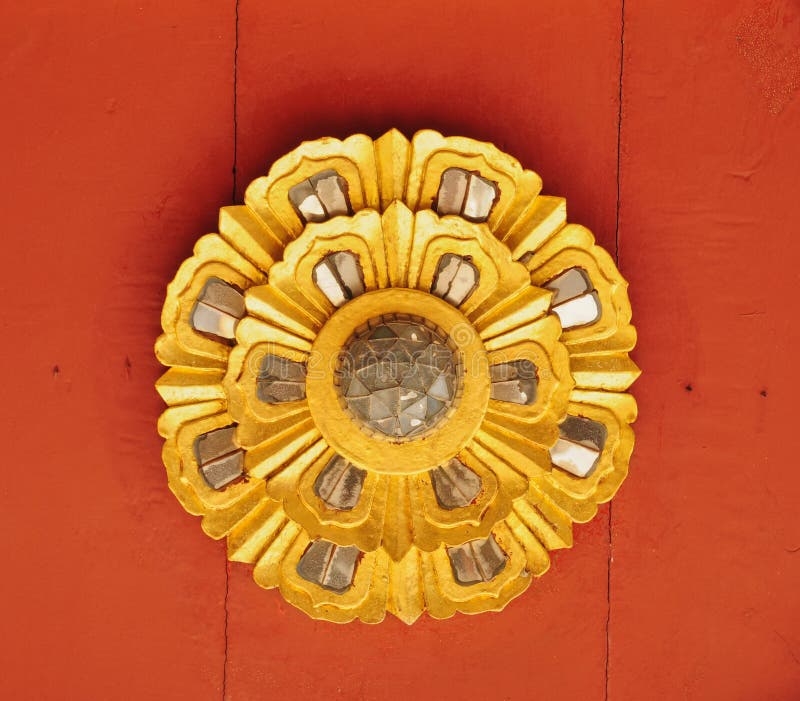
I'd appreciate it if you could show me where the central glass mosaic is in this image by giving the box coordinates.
[337,314,459,439]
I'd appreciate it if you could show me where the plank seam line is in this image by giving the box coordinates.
[223,560,230,700]
[607,1,625,699]
[223,2,239,699]
[613,0,625,265]
[231,0,240,203]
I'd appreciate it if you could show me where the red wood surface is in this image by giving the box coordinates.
[1,1,798,699]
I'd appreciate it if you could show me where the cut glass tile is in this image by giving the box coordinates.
[463,174,499,222]
[311,170,350,217]
[190,278,245,342]
[194,426,244,490]
[257,354,307,403]
[194,425,237,465]
[489,359,537,405]
[544,267,602,329]
[430,457,483,509]
[313,257,347,306]
[431,253,479,307]
[435,167,499,223]
[427,372,454,401]
[435,168,469,215]
[549,415,608,477]
[313,454,366,511]
[288,169,351,224]
[447,535,508,585]
[545,267,591,306]
[296,540,360,593]
[297,194,326,222]
[312,251,366,308]
[199,453,244,491]
[552,292,602,329]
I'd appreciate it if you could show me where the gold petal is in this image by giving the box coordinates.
[482,312,561,353]
[243,414,320,477]
[267,208,389,317]
[252,519,303,588]
[381,476,415,562]
[159,400,267,544]
[475,285,553,343]
[526,223,638,359]
[155,367,225,406]
[536,389,637,522]
[218,205,281,272]
[171,409,260,512]
[467,445,529,499]
[201,482,267,539]
[234,316,312,352]
[157,400,225,440]
[263,438,328,500]
[502,195,567,259]
[387,549,424,625]
[513,493,573,551]
[154,334,226,370]
[278,536,390,624]
[244,283,322,342]
[374,128,411,210]
[484,315,574,427]
[473,424,554,482]
[288,451,390,553]
[227,498,289,564]
[222,336,313,497]
[244,133,380,244]
[407,452,502,551]
[405,130,542,239]
[504,511,551,576]
[381,200,416,288]
[223,340,309,439]
[158,401,225,515]
[569,353,642,392]
[157,234,266,370]
[424,522,530,615]
[408,210,531,320]
[481,413,559,451]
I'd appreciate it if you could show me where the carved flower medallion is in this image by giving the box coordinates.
[156,130,639,623]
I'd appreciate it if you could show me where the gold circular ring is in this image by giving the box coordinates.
[306,288,490,475]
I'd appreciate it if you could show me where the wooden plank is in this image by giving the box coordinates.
[611,0,800,698]
[0,2,234,698]
[229,1,623,699]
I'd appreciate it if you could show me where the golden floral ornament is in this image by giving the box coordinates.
[155,130,639,624]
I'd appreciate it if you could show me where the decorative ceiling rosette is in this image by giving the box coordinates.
[155,130,639,624]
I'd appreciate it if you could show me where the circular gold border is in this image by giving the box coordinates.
[306,289,490,475]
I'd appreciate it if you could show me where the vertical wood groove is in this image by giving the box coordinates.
[607,1,626,699]
[223,2,240,699]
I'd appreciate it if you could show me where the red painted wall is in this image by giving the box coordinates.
[1,1,799,699]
